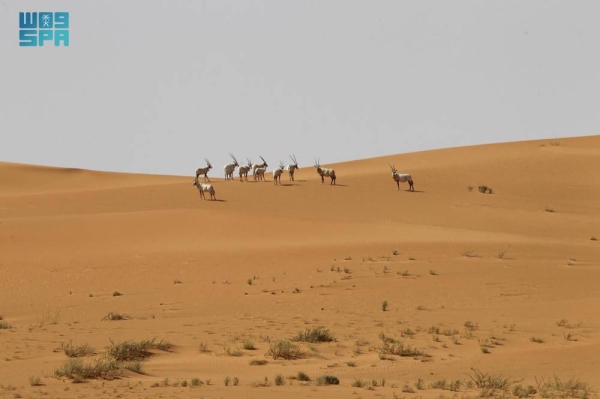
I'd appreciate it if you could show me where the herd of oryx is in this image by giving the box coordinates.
[192,154,414,201]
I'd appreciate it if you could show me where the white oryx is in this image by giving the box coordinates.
[195,158,213,182]
[273,161,285,185]
[238,158,253,182]
[252,156,268,178]
[286,154,299,181]
[223,154,239,181]
[192,178,217,201]
[389,164,414,191]
[314,158,336,185]
[254,165,267,181]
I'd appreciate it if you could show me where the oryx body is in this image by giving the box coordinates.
[223,154,239,181]
[286,154,299,181]
[273,161,285,185]
[314,158,336,185]
[192,178,217,201]
[195,158,213,182]
[389,164,414,191]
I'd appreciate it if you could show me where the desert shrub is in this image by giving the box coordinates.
[315,375,339,385]
[249,359,268,365]
[267,340,304,360]
[378,340,426,357]
[54,358,122,381]
[102,312,130,321]
[297,371,311,381]
[468,367,513,390]
[62,341,96,357]
[478,185,493,194]
[107,338,172,361]
[293,326,335,343]
[275,374,285,386]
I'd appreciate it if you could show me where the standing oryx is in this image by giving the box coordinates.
[254,164,267,181]
[223,154,239,181]
[252,156,268,178]
[314,158,336,185]
[286,154,299,181]
[195,158,213,182]
[192,178,217,201]
[273,161,285,185]
[389,164,414,191]
[238,158,253,182]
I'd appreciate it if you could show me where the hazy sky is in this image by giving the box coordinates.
[1,1,599,176]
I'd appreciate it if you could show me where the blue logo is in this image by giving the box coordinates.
[19,12,69,47]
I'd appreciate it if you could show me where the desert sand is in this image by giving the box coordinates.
[1,136,599,398]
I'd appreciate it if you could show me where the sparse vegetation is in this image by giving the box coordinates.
[429,269,437,275]
[29,376,43,386]
[224,346,243,356]
[107,338,172,362]
[382,300,388,312]
[315,375,339,386]
[496,249,507,259]
[545,206,555,213]
[346,361,356,367]
[247,278,253,285]
[468,368,514,390]
[62,341,96,357]
[198,342,209,353]
[267,340,304,360]
[392,250,399,255]
[535,376,590,399]
[478,185,493,194]
[54,358,123,381]
[112,291,122,297]
[293,326,335,343]
[173,279,182,284]
[557,319,582,329]
[243,340,256,350]
[0,320,11,330]
[563,332,577,341]
[468,185,474,192]
[102,312,130,321]
[513,384,537,398]
[297,371,311,381]
[378,339,426,358]
[191,378,203,386]
[460,249,478,257]
[591,236,597,241]
[249,359,267,365]
[274,374,285,386]
[530,337,544,344]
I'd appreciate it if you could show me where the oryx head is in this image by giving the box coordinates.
[204,158,212,170]
[289,154,298,169]
[246,158,253,167]
[259,155,268,168]
[389,163,398,176]
[314,158,322,173]
[192,178,199,186]
[229,153,239,167]
[279,160,286,170]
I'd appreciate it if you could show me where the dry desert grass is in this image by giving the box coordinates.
[1,136,599,398]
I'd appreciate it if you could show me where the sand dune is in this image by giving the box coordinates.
[1,136,599,398]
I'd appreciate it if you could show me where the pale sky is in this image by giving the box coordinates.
[1,1,599,176]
